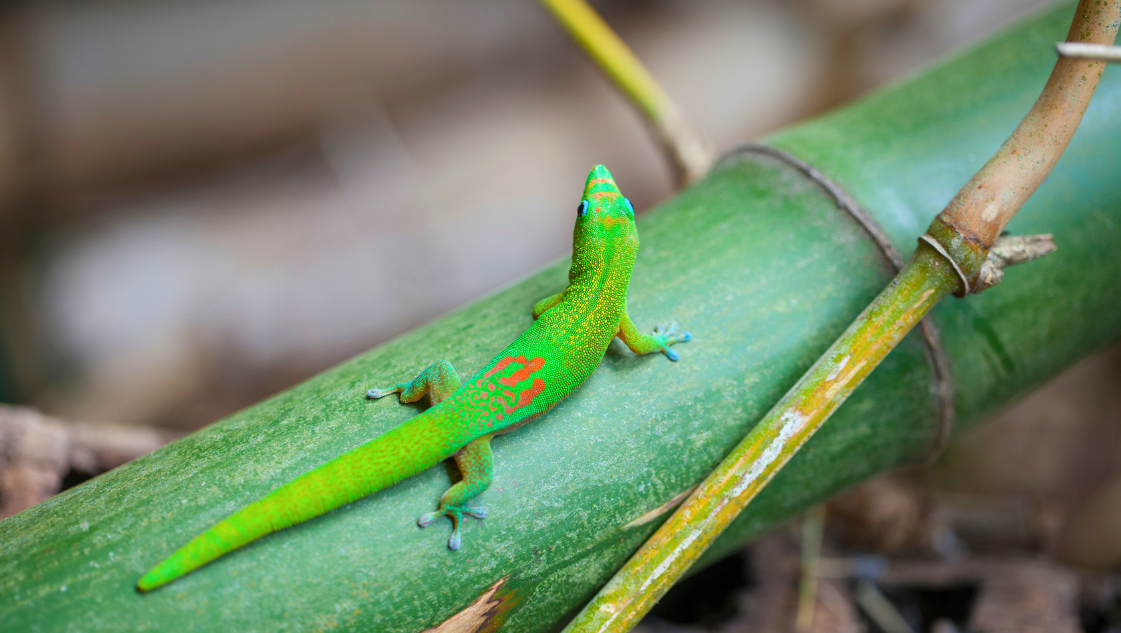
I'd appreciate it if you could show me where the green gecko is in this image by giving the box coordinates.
[137,165,689,592]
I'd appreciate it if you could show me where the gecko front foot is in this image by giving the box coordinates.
[418,505,488,550]
[653,323,692,361]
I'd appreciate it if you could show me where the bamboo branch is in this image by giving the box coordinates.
[537,0,713,186]
[561,2,1119,631]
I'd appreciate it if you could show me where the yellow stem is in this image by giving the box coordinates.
[537,0,713,185]
[562,248,959,633]
[538,0,667,120]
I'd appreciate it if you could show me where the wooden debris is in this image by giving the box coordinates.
[0,404,179,519]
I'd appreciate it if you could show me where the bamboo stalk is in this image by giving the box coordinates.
[537,0,713,186]
[561,2,1119,631]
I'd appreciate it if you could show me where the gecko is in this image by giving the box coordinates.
[137,165,690,592]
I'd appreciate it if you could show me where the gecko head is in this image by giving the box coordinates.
[573,165,639,253]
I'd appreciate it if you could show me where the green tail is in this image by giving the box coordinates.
[138,412,461,591]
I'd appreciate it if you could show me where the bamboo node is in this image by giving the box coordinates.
[921,216,992,297]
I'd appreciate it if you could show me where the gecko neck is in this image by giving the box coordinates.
[565,237,637,303]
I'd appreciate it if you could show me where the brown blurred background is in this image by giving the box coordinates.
[4,0,1121,630]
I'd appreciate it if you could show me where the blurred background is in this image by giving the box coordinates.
[3,0,1121,630]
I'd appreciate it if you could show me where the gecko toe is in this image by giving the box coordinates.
[463,506,488,520]
[448,530,462,551]
[664,348,680,362]
[418,511,441,528]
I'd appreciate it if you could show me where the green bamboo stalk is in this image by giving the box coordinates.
[537,0,713,185]
[561,2,1119,631]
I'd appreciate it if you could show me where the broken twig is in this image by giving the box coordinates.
[1056,41,1121,62]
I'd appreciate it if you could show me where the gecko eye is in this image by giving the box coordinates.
[577,200,589,217]
[623,198,635,219]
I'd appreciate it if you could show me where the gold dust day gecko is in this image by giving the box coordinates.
[137,165,690,592]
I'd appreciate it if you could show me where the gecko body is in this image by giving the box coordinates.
[137,165,689,591]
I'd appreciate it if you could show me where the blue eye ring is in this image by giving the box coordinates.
[623,198,635,218]
[577,200,589,217]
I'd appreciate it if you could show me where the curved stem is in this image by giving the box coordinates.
[937,1,1120,254]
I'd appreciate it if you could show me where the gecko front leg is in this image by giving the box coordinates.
[617,311,691,361]
[367,360,460,404]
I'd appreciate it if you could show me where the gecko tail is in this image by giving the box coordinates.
[136,497,277,592]
[137,412,459,592]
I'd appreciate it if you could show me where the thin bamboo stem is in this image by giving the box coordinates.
[561,2,1119,631]
[537,0,713,186]
[563,248,959,633]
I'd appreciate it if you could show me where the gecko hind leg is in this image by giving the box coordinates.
[418,436,493,550]
[366,360,460,405]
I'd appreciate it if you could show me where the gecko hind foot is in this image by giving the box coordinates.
[418,505,487,550]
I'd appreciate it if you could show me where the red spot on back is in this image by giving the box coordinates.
[476,355,549,417]
[503,378,546,415]
[480,356,519,382]
[498,356,545,387]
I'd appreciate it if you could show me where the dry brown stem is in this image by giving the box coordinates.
[937,1,1120,251]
